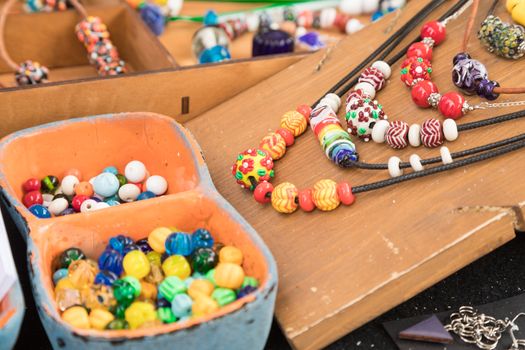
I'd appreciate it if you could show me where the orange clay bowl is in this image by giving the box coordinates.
[0,112,277,350]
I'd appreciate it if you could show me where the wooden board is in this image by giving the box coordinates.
[185,1,525,349]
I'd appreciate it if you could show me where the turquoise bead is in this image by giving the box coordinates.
[92,173,120,197]
[103,166,118,175]
[52,268,68,285]
[184,277,194,288]
[106,200,121,206]
[158,276,186,302]
[171,294,193,318]
[192,228,214,250]
[165,232,193,256]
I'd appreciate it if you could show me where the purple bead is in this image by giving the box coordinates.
[452,52,471,65]
[452,57,488,94]
[58,207,75,216]
[156,297,171,308]
[476,79,500,100]
[136,238,153,253]
[252,29,294,57]
[122,244,140,255]
[90,196,102,202]
[237,285,257,299]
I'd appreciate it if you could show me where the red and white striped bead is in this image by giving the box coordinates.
[420,118,443,148]
[385,121,409,149]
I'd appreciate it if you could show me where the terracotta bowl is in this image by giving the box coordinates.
[0,113,277,349]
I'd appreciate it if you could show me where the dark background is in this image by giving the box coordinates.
[8,205,524,349]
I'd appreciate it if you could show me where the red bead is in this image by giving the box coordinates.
[23,190,43,208]
[411,81,438,108]
[438,92,465,120]
[72,195,89,212]
[254,181,273,204]
[336,182,355,206]
[334,13,350,32]
[275,128,295,146]
[406,42,432,61]
[23,178,41,192]
[298,189,315,212]
[420,20,446,45]
[296,104,312,122]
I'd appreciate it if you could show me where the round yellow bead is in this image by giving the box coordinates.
[188,279,215,300]
[312,179,341,211]
[192,295,219,318]
[89,308,115,330]
[125,301,157,329]
[162,255,191,279]
[140,281,157,301]
[271,182,298,214]
[62,306,90,329]
[259,132,286,160]
[215,263,245,290]
[219,246,243,265]
[507,0,520,12]
[280,111,307,136]
[148,227,172,253]
[123,250,151,279]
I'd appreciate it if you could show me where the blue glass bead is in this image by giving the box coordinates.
[140,3,165,36]
[105,200,120,206]
[58,207,75,216]
[171,294,193,318]
[28,204,51,218]
[92,173,120,197]
[137,191,156,201]
[371,10,384,21]
[52,268,68,285]
[203,10,219,26]
[237,285,257,299]
[156,297,171,308]
[136,238,153,253]
[191,229,214,250]
[90,196,102,203]
[199,46,231,64]
[104,194,120,203]
[98,249,123,276]
[94,270,118,286]
[165,232,193,256]
[122,244,140,255]
[103,166,118,175]
[108,235,134,254]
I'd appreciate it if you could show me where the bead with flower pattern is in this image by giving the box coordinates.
[231,149,274,190]
[400,56,432,87]
[270,182,298,213]
[312,180,340,211]
[259,132,287,160]
[280,111,308,136]
[345,96,387,141]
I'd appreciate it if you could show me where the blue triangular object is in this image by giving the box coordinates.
[398,315,453,344]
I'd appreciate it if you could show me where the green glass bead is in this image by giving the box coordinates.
[157,307,177,324]
[205,269,216,285]
[241,276,259,289]
[158,276,186,302]
[191,248,218,274]
[113,279,136,307]
[58,248,86,269]
[41,175,59,194]
[106,318,129,330]
[111,303,128,319]
[116,174,127,187]
[121,276,141,298]
[211,288,236,307]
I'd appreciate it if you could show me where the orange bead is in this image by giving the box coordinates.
[312,179,340,211]
[215,263,245,289]
[140,281,157,301]
[275,128,295,146]
[271,182,298,214]
[74,181,94,197]
[259,132,286,160]
[188,279,215,300]
[298,189,315,212]
[280,111,307,137]
[337,182,355,206]
[219,246,243,265]
[296,104,312,121]
[192,295,219,318]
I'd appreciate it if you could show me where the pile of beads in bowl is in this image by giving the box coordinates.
[21,160,168,218]
[53,227,259,330]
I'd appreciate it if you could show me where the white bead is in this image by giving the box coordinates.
[92,202,110,211]
[118,184,141,202]
[295,26,307,38]
[388,156,403,177]
[340,0,364,15]
[48,198,68,216]
[346,18,365,34]
[409,154,424,172]
[166,0,183,17]
[354,82,376,99]
[325,93,341,109]
[42,193,53,203]
[61,175,79,196]
[440,147,453,164]
[320,8,337,28]
[443,119,459,141]
[319,98,339,112]
[80,199,98,213]
[246,14,260,32]
[408,124,421,147]
[362,0,380,13]
[371,120,390,143]
[125,160,147,183]
[200,27,218,49]
[145,175,168,195]
[371,60,392,79]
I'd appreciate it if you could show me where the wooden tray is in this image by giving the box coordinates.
[184,1,525,349]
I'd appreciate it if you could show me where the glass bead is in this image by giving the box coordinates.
[98,249,123,276]
[124,160,147,183]
[165,232,193,256]
[113,279,137,307]
[148,227,172,253]
[48,198,69,216]
[156,297,170,309]
[188,279,214,300]
[54,277,75,294]
[56,288,81,311]
[118,184,141,202]
[191,295,219,318]
[103,166,118,175]
[241,276,259,289]
[60,175,79,196]
[215,263,245,290]
[89,309,115,330]
[53,268,69,285]
[205,269,216,286]
[271,182,298,214]
[211,288,236,307]
[191,248,218,274]
[411,80,438,108]
[157,307,177,323]
[146,251,162,266]
[82,284,116,311]
[125,301,157,329]
[158,276,187,302]
[23,191,43,208]
[437,92,466,119]
[41,175,59,194]
[71,195,89,212]
[22,178,41,192]
[219,246,243,265]
[259,132,287,160]
[144,264,164,285]
[94,270,118,286]
[312,179,341,211]
[80,199,98,213]
[137,191,156,201]
[406,42,432,60]
[28,204,51,218]
[170,294,193,318]
[111,303,128,319]
[298,189,315,212]
[68,259,97,289]
[231,148,274,190]
[237,285,258,299]
[106,319,129,330]
[144,175,168,195]
[62,306,90,329]
[92,173,120,197]
[136,238,153,253]
[58,207,75,216]
[122,276,142,297]
[254,181,273,204]
[162,255,191,279]
[107,235,134,254]
[192,228,214,250]
[58,247,86,269]
[74,181,94,197]
[337,182,355,206]
[116,174,127,187]
[105,199,120,207]
[140,281,157,301]
[123,250,151,279]
[420,20,446,45]
[122,244,140,255]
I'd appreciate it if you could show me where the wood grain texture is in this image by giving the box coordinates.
[185,1,525,349]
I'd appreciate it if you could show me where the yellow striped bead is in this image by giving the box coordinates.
[280,111,307,137]
[271,182,298,214]
[89,308,115,330]
[312,179,340,211]
[62,306,90,329]
[259,132,287,160]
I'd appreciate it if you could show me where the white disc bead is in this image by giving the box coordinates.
[408,124,421,147]
[320,8,337,28]
[371,60,392,79]
[48,198,68,215]
[371,120,390,143]
[354,82,376,99]
[443,119,459,141]
[409,154,424,172]
[388,156,403,177]
[346,18,365,34]
[319,93,341,112]
[440,147,453,164]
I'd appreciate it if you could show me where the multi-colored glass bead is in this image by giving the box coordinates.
[15,60,49,86]
[21,160,168,217]
[54,228,259,330]
[478,14,525,59]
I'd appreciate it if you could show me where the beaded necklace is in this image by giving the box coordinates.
[231,0,525,214]
[0,0,126,86]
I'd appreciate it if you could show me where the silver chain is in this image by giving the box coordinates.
[445,306,525,350]
[474,101,525,109]
[441,0,474,26]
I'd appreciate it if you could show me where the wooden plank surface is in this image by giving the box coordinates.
[185,1,525,349]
